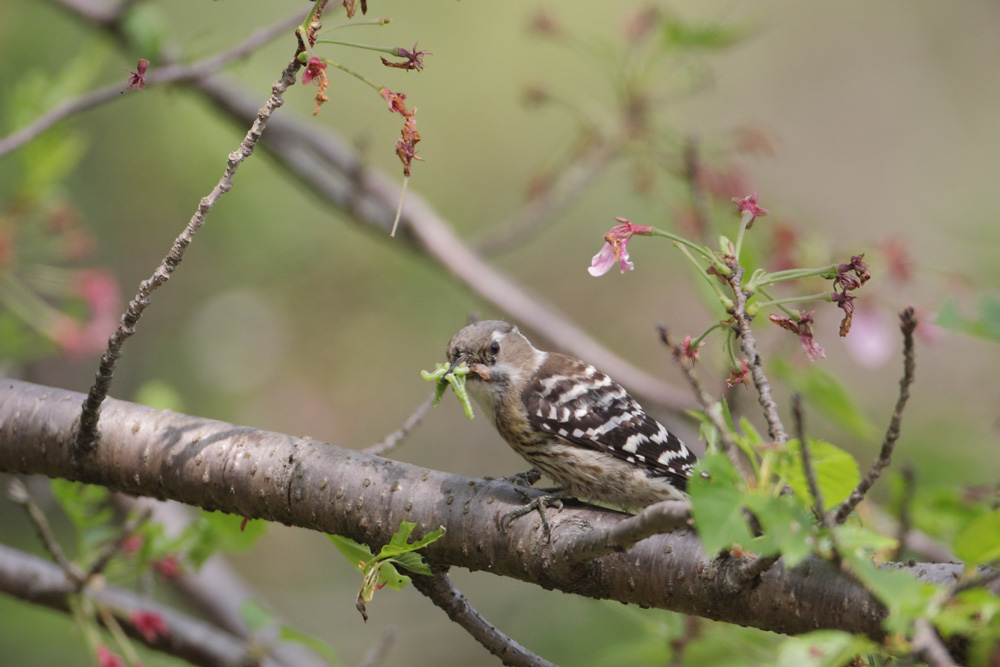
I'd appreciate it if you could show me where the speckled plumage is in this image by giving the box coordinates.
[446,320,696,512]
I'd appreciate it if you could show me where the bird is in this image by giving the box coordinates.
[445,320,697,520]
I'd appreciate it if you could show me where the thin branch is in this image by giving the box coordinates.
[183,75,695,412]
[363,393,435,456]
[74,37,309,458]
[113,496,326,667]
[79,506,151,586]
[668,616,702,667]
[0,10,307,159]
[0,543,279,667]
[722,553,780,592]
[792,394,827,526]
[411,569,557,667]
[555,500,692,563]
[834,307,917,525]
[891,466,916,561]
[726,265,788,444]
[911,618,958,667]
[7,478,87,584]
[658,326,737,458]
[950,568,1000,596]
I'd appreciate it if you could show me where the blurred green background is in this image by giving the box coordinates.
[1,0,999,665]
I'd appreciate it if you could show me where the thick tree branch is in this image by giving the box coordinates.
[2,378,995,641]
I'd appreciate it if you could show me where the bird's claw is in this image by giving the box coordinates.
[499,491,565,541]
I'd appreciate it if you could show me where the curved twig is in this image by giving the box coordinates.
[411,570,557,667]
[74,31,309,457]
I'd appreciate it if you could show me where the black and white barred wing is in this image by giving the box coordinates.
[523,354,697,488]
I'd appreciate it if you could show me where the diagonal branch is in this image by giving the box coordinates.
[73,30,309,458]
[411,570,557,667]
[833,307,917,524]
[0,10,307,159]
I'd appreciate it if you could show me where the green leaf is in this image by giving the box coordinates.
[777,630,875,667]
[689,453,754,556]
[842,550,935,634]
[771,358,878,441]
[661,12,744,51]
[954,510,1000,565]
[178,511,268,569]
[278,625,340,665]
[743,492,815,567]
[389,551,432,577]
[133,380,184,412]
[379,522,446,558]
[776,438,860,510]
[327,534,374,571]
[239,600,274,634]
[936,295,1000,341]
[328,522,445,621]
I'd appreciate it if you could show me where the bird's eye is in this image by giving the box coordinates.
[489,341,500,356]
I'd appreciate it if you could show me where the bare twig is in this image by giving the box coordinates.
[722,553,780,591]
[792,394,826,525]
[834,307,917,525]
[726,266,788,444]
[668,616,702,667]
[911,618,958,667]
[363,393,435,456]
[658,326,738,458]
[7,478,87,584]
[892,466,916,561]
[0,10,306,159]
[411,569,557,667]
[74,30,311,457]
[556,500,692,563]
[951,568,1000,596]
[79,506,151,586]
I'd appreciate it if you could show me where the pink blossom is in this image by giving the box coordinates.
[131,610,169,643]
[123,59,149,93]
[769,311,825,361]
[96,645,126,667]
[732,191,769,228]
[727,359,750,388]
[302,57,327,85]
[588,217,653,277]
[153,555,181,578]
[121,535,143,554]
